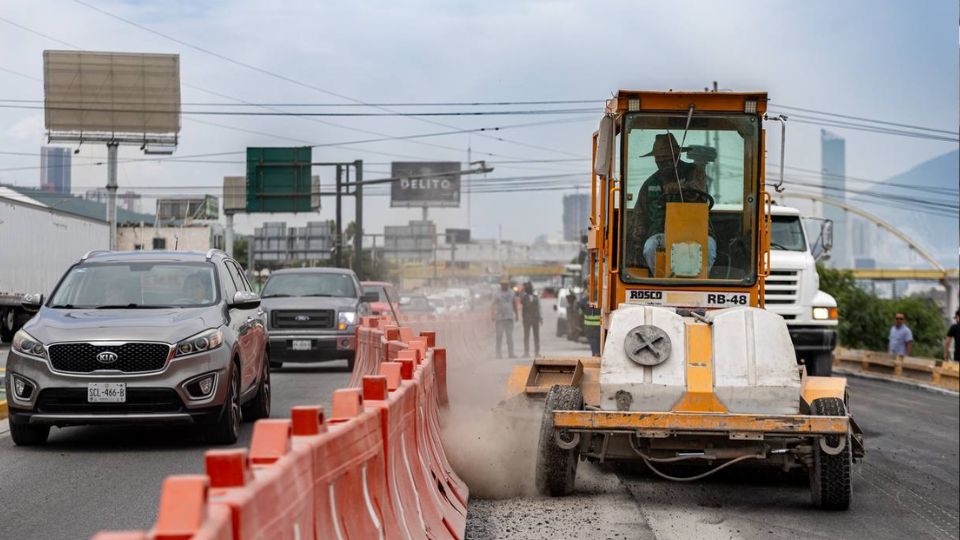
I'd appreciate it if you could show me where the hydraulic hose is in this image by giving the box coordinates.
[628,436,766,482]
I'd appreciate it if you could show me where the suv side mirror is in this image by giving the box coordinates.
[230,291,261,310]
[361,291,380,303]
[21,293,43,312]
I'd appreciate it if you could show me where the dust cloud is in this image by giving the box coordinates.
[437,332,544,500]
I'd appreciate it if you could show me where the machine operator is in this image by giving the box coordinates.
[628,133,716,275]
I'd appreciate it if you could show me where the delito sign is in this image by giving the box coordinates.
[390,162,461,208]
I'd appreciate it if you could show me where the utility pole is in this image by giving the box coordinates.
[354,159,363,278]
[106,141,119,250]
[335,164,343,267]
[466,138,472,231]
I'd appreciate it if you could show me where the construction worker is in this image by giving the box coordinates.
[492,279,519,358]
[627,133,717,274]
[579,279,601,356]
[520,281,543,357]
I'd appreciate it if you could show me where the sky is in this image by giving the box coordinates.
[0,0,956,246]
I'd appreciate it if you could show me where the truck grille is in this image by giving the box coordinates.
[765,270,800,305]
[48,342,171,373]
[271,310,334,329]
[36,388,184,414]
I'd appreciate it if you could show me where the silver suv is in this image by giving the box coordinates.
[3,250,270,446]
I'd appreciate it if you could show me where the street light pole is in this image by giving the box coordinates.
[106,141,119,250]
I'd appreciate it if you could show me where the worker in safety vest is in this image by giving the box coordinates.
[579,279,601,356]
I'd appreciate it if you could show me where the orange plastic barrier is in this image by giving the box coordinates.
[92,316,470,540]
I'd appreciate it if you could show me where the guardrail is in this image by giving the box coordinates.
[834,347,960,392]
[92,315,472,540]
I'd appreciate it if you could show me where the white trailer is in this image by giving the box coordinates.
[0,193,108,341]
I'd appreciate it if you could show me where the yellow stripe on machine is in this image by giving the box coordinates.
[671,323,727,413]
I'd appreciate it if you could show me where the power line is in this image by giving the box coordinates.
[773,103,959,136]
[70,0,585,159]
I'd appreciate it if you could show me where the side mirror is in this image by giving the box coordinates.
[821,220,834,252]
[593,115,614,177]
[361,291,380,303]
[21,293,43,312]
[230,290,261,310]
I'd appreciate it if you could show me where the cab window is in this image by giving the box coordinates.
[621,113,759,284]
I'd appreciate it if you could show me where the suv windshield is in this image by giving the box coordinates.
[621,113,759,284]
[770,215,807,251]
[262,273,356,298]
[49,262,218,308]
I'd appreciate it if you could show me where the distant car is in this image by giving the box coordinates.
[260,268,373,371]
[399,294,436,315]
[361,281,401,319]
[4,250,270,446]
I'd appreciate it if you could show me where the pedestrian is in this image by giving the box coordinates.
[579,280,602,356]
[888,312,913,356]
[492,279,518,358]
[944,309,960,362]
[520,281,543,357]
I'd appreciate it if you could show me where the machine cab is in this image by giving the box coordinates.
[589,91,768,322]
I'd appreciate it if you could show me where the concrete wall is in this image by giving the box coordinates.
[117,224,223,252]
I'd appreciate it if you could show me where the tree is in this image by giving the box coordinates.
[233,237,249,267]
[817,265,945,357]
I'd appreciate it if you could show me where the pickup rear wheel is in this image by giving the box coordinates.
[809,397,852,510]
[536,385,583,496]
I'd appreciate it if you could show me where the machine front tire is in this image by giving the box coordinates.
[809,397,852,510]
[556,318,566,338]
[806,352,834,377]
[536,385,583,497]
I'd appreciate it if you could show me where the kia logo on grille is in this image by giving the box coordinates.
[96,351,118,364]
[295,315,311,322]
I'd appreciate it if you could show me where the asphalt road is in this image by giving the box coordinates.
[0,344,351,540]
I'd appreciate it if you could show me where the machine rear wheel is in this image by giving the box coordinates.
[809,397,852,510]
[536,385,583,496]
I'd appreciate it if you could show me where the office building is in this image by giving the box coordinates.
[40,146,71,193]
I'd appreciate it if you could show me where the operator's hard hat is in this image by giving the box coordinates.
[641,133,684,158]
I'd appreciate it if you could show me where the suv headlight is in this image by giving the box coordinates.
[338,311,357,330]
[12,330,46,359]
[175,328,224,357]
[812,307,838,320]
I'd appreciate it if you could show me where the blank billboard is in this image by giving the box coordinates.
[43,50,181,134]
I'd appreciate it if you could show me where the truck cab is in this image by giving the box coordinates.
[766,205,838,376]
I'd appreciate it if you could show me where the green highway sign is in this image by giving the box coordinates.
[246,146,314,213]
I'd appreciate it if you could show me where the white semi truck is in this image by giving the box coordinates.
[0,191,108,341]
[766,204,838,376]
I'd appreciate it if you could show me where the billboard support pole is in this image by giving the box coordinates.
[225,212,234,257]
[335,165,343,267]
[106,141,119,250]
[354,160,363,278]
